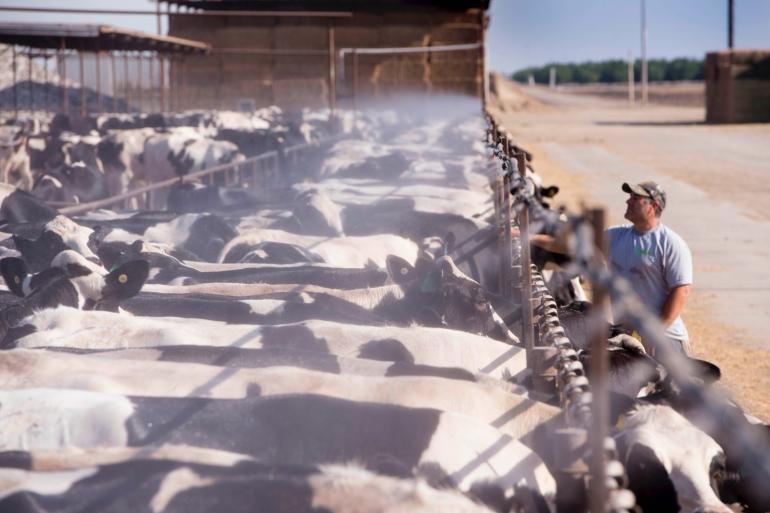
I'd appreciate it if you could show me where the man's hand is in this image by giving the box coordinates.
[661,284,691,327]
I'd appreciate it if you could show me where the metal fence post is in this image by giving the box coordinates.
[587,208,610,513]
[516,150,535,369]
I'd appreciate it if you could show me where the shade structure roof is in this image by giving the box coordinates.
[0,22,210,53]
[161,0,490,11]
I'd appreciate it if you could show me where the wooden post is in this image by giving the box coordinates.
[587,208,609,513]
[328,22,336,114]
[516,150,535,369]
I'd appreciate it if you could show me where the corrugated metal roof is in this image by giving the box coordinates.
[0,22,210,53]
[161,0,490,11]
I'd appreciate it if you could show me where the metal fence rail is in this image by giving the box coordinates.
[57,133,347,216]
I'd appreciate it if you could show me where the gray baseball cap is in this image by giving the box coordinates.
[622,181,667,211]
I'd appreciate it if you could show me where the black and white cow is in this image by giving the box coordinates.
[9,309,523,381]
[0,459,502,513]
[0,251,149,344]
[0,388,556,501]
[109,255,519,343]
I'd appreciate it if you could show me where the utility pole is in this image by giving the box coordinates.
[628,50,635,104]
[728,0,734,49]
[641,0,648,105]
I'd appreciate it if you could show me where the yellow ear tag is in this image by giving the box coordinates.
[400,268,408,275]
[13,276,20,284]
[614,415,626,430]
[118,274,128,284]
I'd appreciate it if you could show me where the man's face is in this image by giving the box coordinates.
[625,193,656,223]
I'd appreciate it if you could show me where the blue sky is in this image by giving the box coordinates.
[488,0,770,73]
[3,0,770,74]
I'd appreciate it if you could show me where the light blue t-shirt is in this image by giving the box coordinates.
[607,223,693,341]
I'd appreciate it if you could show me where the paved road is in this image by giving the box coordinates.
[494,84,770,351]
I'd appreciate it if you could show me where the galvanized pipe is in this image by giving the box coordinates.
[12,45,18,117]
[516,150,535,369]
[27,48,33,114]
[95,50,102,112]
[587,208,610,513]
[79,45,85,116]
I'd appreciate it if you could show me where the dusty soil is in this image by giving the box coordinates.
[490,77,770,421]
[555,81,705,108]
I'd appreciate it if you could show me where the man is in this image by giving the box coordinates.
[530,181,693,356]
[608,181,692,355]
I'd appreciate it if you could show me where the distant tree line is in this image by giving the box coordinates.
[512,58,704,84]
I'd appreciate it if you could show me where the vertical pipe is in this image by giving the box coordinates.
[95,49,102,112]
[157,1,166,112]
[28,49,33,114]
[641,0,648,105]
[628,50,635,104]
[516,151,535,369]
[44,52,50,113]
[160,55,166,112]
[79,46,86,117]
[328,22,336,115]
[728,0,734,49]
[479,10,487,104]
[493,177,503,294]
[137,53,144,113]
[179,56,186,111]
[12,45,18,118]
[588,208,609,513]
[149,52,155,112]
[110,53,117,112]
[124,53,130,113]
[352,49,359,129]
[502,139,513,299]
[60,39,68,114]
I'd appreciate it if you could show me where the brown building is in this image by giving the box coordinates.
[705,49,770,123]
[163,0,489,111]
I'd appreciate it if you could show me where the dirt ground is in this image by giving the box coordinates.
[489,77,770,421]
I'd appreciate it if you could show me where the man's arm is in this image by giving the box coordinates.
[660,284,691,327]
[508,227,570,255]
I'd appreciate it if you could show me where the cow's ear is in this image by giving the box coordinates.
[102,260,150,300]
[1,257,29,297]
[386,255,415,283]
[687,358,721,385]
[542,185,560,198]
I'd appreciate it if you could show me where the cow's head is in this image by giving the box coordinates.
[610,395,734,513]
[12,215,99,272]
[387,254,519,343]
[0,251,149,346]
[1,250,148,310]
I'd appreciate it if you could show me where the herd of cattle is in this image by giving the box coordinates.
[0,107,768,513]
[0,108,337,208]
